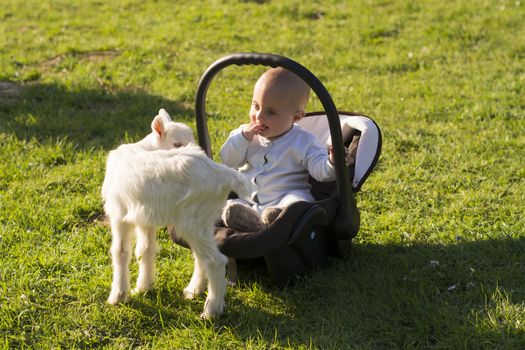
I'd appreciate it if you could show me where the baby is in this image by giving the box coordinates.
[220,67,338,232]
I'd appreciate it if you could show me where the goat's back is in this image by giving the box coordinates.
[103,146,250,228]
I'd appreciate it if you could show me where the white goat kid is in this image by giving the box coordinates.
[102,109,248,318]
[102,108,194,199]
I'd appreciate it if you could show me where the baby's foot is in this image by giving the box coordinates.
[221,202,266,232]
[261,206,283,226]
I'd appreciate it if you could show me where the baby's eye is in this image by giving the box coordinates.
[173,142,183,148]
[251,102,259,110]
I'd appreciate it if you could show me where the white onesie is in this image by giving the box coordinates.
[220,124,336,213]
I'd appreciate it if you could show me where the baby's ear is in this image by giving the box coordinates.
[151,115,165,139]
[293,110,305,122]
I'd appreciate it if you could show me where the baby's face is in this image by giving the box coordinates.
[249,78,302,140]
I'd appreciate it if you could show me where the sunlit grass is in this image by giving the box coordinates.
[1,0,524,348]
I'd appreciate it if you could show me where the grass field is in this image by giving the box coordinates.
[1,0,524,348]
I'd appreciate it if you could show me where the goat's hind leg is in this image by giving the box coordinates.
[202,245,228,319]
[186,230,227,319]
[133,225,157,295]
[108,218,134,304]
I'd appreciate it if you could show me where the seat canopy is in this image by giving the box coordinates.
[298,112,382,192]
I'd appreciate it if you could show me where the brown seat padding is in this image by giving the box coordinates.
[214,201,328,259]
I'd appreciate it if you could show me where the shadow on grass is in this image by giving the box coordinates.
[214,237,525,348]
[99,238,525,348]
[80,232,524,347]
[0,82,194,150]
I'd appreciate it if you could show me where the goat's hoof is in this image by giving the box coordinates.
[107,290,128,305]
[201,298,225,319]
[131,287,147,296]
[183,288,197,300]
[200,311,214,320]
[226,278,237,287]
[200,308,223,320]
[132,280,152,295]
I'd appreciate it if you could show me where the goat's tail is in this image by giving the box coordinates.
[224,167,252,200]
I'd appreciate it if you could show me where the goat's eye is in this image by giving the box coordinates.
[173,142,183,148]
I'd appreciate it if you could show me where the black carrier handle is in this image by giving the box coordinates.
[195,53,358,239]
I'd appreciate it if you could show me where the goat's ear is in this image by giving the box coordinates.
[151,115,165,138]
[158,108,173,123]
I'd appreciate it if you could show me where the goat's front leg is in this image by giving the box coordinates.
[108,219,134,304]
[183,251,207,299]
[133,225,157,294]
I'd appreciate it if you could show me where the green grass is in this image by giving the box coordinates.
[1,0,524,348]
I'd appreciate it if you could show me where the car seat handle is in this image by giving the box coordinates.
[195,52,357,238]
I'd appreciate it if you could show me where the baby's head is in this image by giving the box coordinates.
[250,67,310,139]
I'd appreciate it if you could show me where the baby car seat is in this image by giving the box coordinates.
[172,53,382,284]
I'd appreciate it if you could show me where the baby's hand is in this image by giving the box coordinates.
[242,122,265,141]
[329,146,352,166]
